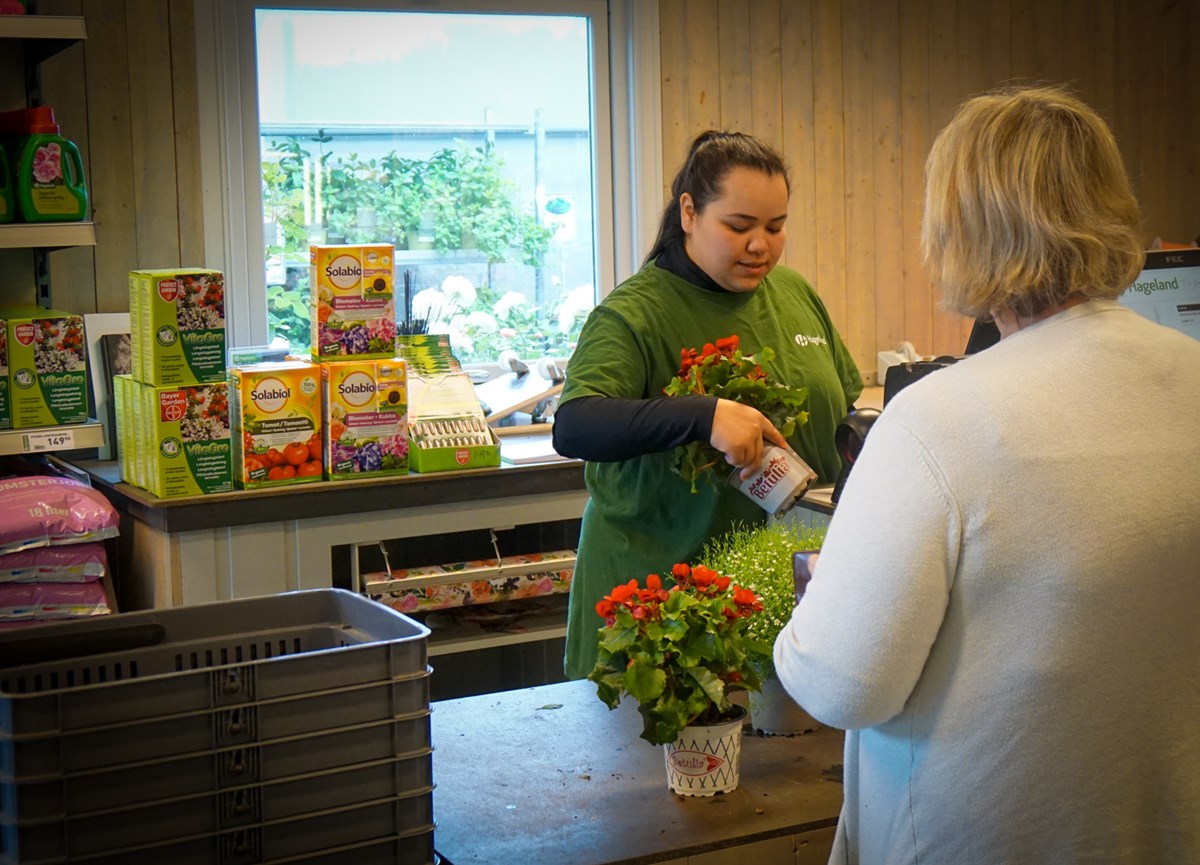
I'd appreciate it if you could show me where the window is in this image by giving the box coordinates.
[197,0,662,365]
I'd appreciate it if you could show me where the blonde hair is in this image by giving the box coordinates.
[921,84,1144,320]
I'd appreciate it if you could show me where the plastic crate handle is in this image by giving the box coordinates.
[0,622,166,669]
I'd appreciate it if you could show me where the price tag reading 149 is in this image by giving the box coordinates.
[23,430,76,453]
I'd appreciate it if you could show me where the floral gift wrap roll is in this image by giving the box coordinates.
[365,550,575,613]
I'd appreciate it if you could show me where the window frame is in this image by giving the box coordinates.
[194,0,662,349]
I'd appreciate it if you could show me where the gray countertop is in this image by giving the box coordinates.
[74,458,586,533]
[430,679,844,865]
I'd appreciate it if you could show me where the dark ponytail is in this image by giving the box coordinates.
[643,131,790,267]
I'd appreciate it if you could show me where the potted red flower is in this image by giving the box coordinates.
[588,562,770,796]
[663,335,815,505]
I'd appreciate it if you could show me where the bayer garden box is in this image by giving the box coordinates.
[129,268,226,386]
[0,305,88,428]
[135,380,232,497]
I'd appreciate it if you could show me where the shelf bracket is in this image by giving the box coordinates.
[34,248,51,308]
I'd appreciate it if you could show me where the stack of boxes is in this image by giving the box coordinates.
[0,589,436,864]
[226,244,411,490]
[116,269,231,497]
[116,252,416,497]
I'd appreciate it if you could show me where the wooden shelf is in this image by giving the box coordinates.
[0,222,97,250]
[0,420,105,457]
[0,14,87,63]
[424,601,568,657]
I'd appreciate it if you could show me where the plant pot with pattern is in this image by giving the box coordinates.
[588,563,771,796]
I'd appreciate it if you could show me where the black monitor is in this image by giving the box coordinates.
[1118,248,1200,341]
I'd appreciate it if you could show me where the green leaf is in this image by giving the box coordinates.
[623,658,667,704]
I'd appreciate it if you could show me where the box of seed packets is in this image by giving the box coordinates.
[406,371,499,473]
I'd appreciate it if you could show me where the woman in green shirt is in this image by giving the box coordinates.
[553,131,862,679]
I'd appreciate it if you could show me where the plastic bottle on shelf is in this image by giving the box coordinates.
[0,107,88,222]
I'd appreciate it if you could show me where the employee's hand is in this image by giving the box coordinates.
[710,399,789,480]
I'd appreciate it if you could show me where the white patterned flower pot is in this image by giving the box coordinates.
[749,675,822,736]
[663,710,744,797]
[728,444,818,517]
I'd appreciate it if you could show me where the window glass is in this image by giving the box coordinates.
[254,7,599,363]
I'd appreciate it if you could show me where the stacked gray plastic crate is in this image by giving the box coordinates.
[0,589,435,865]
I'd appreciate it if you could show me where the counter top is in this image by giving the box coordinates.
[77,458,586,534]
[431,679,844,865]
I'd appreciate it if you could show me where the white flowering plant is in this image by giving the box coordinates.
[698,520,825,678]
[445,278,591,362]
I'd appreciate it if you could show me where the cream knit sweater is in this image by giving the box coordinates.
[775,300,1200,865]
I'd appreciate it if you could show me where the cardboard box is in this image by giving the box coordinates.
[310,244,396,361]
[133,380,233,497]
[0,313,9,430]
[408,417,500,473]
[0,305,88,428]
[321,357,409,480]
[113,373,132,484]
[129,268,226,386]
[230,361,323,489]
[405,370,498,472]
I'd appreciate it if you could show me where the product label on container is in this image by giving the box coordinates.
[231,363,323,488]
[310,244,396,360]
[130,270,226,386]
[144,383,233,497]
[322,359,408,479]
[2,312,88,428]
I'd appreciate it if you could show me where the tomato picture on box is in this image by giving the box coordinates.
[321,358,409,480]
[230,361,323,488]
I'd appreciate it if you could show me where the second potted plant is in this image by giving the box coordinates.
[699,519,826,735]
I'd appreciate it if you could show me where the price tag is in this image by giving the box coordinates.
[22,430,76,453]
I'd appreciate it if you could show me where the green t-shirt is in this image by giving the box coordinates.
[561,261,863,679]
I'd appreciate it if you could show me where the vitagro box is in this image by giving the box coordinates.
[0,313,9,430]
[230,361,323,489]
[0,305,88,428]
[129,268,226,386]
[322,358,409,480]
[310,244,396,361]
[136,380,233,497]
[113,373,133,484]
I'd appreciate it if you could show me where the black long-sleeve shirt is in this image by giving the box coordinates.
[552,244,723,462]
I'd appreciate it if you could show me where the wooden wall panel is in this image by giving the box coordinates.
[37,0,94,307]
[810,0,847,330]
[717,0,753,132]
[8,0,201,316]
[658,0,1200,379]
[871,0,903,355]
[12,0,1198,381]
[748,1,783,151]
[779,0,817,278]
[126,0,181,270]
[78,0,136,313]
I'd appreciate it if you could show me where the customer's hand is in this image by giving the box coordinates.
[710,399,789,480]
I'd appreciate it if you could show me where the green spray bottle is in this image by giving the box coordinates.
[11,107,88,222]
